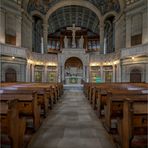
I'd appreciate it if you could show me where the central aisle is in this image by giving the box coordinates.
[28,89,115,148]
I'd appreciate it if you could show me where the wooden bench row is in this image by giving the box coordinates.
[0,82,63,148]
[84,82,148,148]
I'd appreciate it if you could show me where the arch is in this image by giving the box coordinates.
[103,11,117,22]
[65,57,83,69]
[130,68,142,83]
[5,68,17,82]
[45,0,102,24]
[31,10,45,20]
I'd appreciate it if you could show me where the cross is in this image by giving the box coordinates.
[67,24,81,48]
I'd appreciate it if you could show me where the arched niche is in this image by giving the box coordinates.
[64,57,83,84]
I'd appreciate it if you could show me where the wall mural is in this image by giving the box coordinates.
[27,0,120,15]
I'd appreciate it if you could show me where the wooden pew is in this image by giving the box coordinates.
[0,90,40,131]
[117,98,148,148]
[0,100,26,148]
[104,91,147,132]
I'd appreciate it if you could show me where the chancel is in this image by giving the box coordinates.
[0,0,148,148]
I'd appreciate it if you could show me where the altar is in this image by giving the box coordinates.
[65,76,82,84]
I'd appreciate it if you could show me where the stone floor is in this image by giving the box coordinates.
[28,89,116,148]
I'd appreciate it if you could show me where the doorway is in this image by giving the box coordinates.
[130,69,142,83]
[5,68,17,82]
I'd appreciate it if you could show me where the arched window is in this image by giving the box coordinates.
[130,69,142,83]
[5,68,17,82]
[32,16,43,53]
[104,16,115,54]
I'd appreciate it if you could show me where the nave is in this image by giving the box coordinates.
[28,89,115,148]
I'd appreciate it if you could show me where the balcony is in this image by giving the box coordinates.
[121,43,148,59]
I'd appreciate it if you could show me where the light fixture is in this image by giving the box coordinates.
[12,56,15,59]
[132,57,135,60]
[113,61,117,65]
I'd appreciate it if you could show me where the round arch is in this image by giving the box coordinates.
[103,11,117,22]
[45,0,102,24]
[65,57,83,69]
[31,10,45,20]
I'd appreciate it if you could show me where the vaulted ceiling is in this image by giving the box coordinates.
[27,0,120,15]
[48,5,99,34]
[26,0,121,35]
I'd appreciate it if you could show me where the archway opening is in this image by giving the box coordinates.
[5,68,17,82]
[130,69,142,83]
[64,57,83,84]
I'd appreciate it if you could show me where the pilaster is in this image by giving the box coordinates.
[99,23,104,54]
[16,15,22,47]
[0,8,6,43]
[126,16,132,48]
[43,24,49,53]
[26,63,30,82]
[31,64,35,82]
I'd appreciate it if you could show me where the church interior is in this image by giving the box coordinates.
[0,0,148,148]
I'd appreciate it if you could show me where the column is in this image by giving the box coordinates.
[43,24,48,53]
[142,11,148,44]
[26,63,30,82]
[116,63,121,82]
[31,64,35,82]
[43,65,47,82]
[99,23,104,54]
[100,66,104,82]
[16,15,22,47]
[86,66,89,82]
[62,66,65,83]
[83,65,85,82]
[112,65,116,82]
[0,8,5,43]
[145,64,148,83]
[126,16,131,48]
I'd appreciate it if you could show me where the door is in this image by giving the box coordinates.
[5,68,17,82]
[130,69,141,83]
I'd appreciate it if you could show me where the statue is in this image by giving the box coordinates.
[64,36,68,48]
[79,35,84,48]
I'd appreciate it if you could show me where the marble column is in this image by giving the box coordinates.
[0,8,6,43]
[43,65,47,82]
[16,15,22,47]
[115,20,120,50]
[116,63,121,82]
[43,24,48,53]
[62,66,65,83]
[145,63,148,83]
[142,11,148,44]
[26,63,30,82]
[126,16,131,48]
[86,66,89,82]
[99,23,104,54]
[83,65,85,81]
[100,66,104,82]
[31,64,35,82]
[112,65,116,82]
